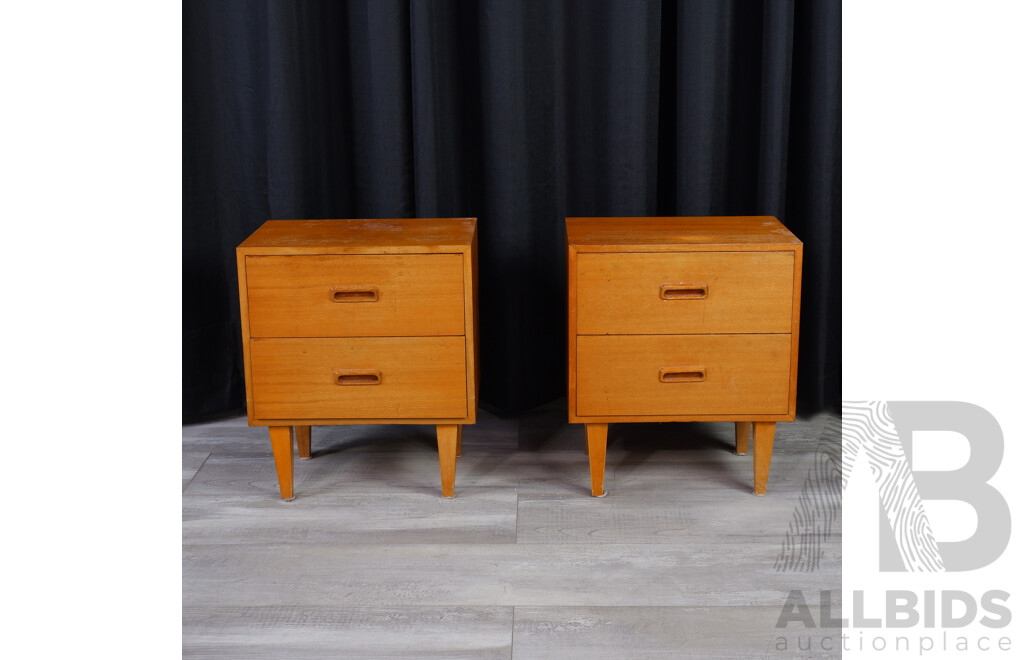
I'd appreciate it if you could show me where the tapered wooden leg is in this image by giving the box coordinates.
[753,422,777,496]
[436,424,459,497]
[735,421,752,455]
[269,426,295,500]
[295,425,311,459]
[586,423,608,497]
[455,424,463,458]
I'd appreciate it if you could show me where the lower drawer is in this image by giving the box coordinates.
[250,336,467,420]
[575,334,791,417]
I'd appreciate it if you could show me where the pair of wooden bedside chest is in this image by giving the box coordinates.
[236,216,802,500]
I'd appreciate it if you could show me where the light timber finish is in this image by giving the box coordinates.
[245,254,465,338]
[236,217,477,254]
[250,337,467,420]
[734,421,751,455]
[564,215,804,249]
[585,423,608,497]
[576,251,794,334]
[295,426,311,459]
[567,217,802,496]
[268,426,294,500]
[437,424,460,497]
[753,422,777,496]
[237,218,478,499]
[576,334,791,417]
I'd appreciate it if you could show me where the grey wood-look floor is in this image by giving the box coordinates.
[183,401,841,659]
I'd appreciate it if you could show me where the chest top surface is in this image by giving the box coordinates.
[566,216,801,251]
[238,218,477,254]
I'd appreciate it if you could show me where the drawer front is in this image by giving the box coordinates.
[250,337,467,419]
[575,334,791,416]
[245,254,465,337]
[576,251,794,334]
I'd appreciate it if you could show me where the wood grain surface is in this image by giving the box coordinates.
[236,218,479,499]
[576,251,794,335]
[576,334,791,417]
[566,216,803,497]
[237,217,477,254]
[566,216,802,249]
[250,337,467,420]
[244,254,465,337]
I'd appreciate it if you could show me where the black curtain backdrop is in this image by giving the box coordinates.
[183,0,840,423]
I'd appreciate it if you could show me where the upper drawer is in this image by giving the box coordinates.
[244,254,465,337]
[575,251,794,335]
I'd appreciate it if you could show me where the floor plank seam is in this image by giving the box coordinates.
[514,492,520,544]
[182,412,841,658]
[183,452,212,493]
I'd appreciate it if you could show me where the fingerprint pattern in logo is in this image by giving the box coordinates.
[842,400,944,572]
[774,415,841,572]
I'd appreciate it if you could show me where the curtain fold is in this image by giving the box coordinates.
[183,0,841,422]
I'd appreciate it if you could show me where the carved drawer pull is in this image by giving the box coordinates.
[658,367,707,383]
[330,286,379,302]
[659,283,708,300]
[333,369,382,385]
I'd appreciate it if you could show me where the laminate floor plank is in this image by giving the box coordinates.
[603,444,838,495]
[183,540,839,608]
[183,606,512,659]
[182,406,840,658]
[185,446,606,498]
[184,489,518,545]
[515,489,837,544]
[182,413,519,455]
[512,606,841,659]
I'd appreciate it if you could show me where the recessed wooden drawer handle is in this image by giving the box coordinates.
[659,367,707,383]
[659,283,708,300]
[330,286,379,302]
[333,369,382,386]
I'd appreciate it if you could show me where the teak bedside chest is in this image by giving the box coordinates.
[236,218,479,499]
[566,216,802,496]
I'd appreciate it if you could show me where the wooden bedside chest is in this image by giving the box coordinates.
[236,218,479,499]
[566,216,802,496]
